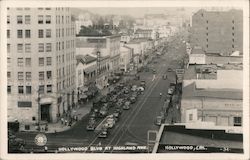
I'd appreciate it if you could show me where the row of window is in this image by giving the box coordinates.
[56,40,75,51]
[7,85,53,94]
[7,13,72,25]
[7,41,74,54]
[56,52,75,65]
[205,44,235,49]
[57,76,75,91]
[56,28,75,38]
[7,85,32,94]
[7,7,69,11]
[7,57,31,67]
[39,57,52,66]
[16,29,31,38]
[8,71,52,81]
[205,32,235,36]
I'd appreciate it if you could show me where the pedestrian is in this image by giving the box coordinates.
[61,118,64,125]
[44,146,48,152]
[65,119,68,126]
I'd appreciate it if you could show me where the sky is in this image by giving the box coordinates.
[75,7,240,18]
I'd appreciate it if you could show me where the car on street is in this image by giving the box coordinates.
[105,115,116,128]
[86,121,96,131]
[167,68,172,72]
[155,115,165,126]
[131,85,137,92]
[115,107,122,114]
[98,128,108,138]
[168,87,174,95]
[123,101,131,110]
[140,80,146,88]
[99,107,108,117]
[162,74,167,80]
[113,112,120,121]
[152,69,156,73]
[129,96,136,104]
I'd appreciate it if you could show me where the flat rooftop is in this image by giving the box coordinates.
[156,125,243,153]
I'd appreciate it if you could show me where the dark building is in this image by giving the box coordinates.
[190,9,243,56]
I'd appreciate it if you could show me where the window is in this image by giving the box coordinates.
[38,29,43,38]
[47,71,52,79]
[232,44,234,48]
[232,33,235,36]
[26,86,32,94]
[189,114,193,121]
[38,15,43,24]
[206,44,208,48]
[206,20,208,23]
[46,29,51,38]
[45,8,51,10]
[46,43,52,52]
[25,43,31,53]
[18,72,24,80]
[7,86,11,94]
[25,15,30,24]
[46,57,52,65]
[7,30,10,38]
[39,71,44,80]
[17,15,23,24]
[26,72,31,80]
[7,72,11,79]
[39,85,45,93]
[7,58,11,64]
[38,43,44,52]
[17,44,23,53]
[32,117,36,121]
[17,30,23,38]
[25,30,31,38]
[7,15,10,24]
[17,58,24,66]
[206,27,208,30]
[232,20,234,24]
[47,85,52,93]
[232,26,234,30]
[232,38,234,42]
[206,38,208,42]
[7,44,10,53]
[46,15,51,24]
[206,33,208,36]
[234,117,242,126]
[18,86,24,94]
[39,57,44,66]
[18,101,32,108]
[25,58,31,66]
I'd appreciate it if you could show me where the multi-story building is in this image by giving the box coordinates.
[7,7,76,129]
[76,35,121,73]
[76,35,120,89]
[190,9,243,55]
[75,13,93,34]
[120,44,133,72]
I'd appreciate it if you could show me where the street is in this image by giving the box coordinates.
[15,35,187,153]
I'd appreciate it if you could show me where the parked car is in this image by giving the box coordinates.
[155,116,165,126]
[98,128,108,138]
[167,68,172,72]
[86,121,96,131]
[113,112,120,121]
[140,80,146,88]
[129,96,136,104]
[167,87,174,95]
[99,107,108,117]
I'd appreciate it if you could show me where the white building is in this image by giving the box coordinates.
[7,7,76,129]
[75,13,93,34]
[120,44,133,72]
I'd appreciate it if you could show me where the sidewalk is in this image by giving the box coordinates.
[45,81,117,133]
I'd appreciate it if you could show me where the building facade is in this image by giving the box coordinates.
[7,7,76,128]
[119,45,133,72]
[181,82,242,127]
[190,9,243,55]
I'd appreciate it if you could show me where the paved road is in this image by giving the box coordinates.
[14,34,187,153]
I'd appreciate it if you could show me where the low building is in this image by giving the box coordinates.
[134,29,153,39]
[181,82,242,126]
[153,123,243,153]
[76,54,97,100]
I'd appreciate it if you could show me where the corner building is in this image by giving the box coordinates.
[7,7,76,127]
